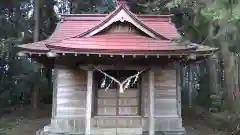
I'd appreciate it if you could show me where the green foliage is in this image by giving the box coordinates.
[70,0,169,14]
[167,0,240,52]
[210,91,225,112]
[0,0,236,117]
[135,0,170,14]
[0,0,56,113]
[70,0,116,13]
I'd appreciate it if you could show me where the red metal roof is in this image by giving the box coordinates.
[46,33,190,52]
[61,13,179,39]
[19,19,100,51]
[18,4,215,55]
[76,5,177,40]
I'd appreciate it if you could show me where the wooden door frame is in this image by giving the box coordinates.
[91,69,143,117]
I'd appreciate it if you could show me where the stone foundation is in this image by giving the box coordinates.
[39,130,185,135]
[161,131,186,135]
[38,117,185,135]
[155,117,184,132]
[42,118,85,135]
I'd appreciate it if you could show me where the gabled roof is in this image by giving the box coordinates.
[77,5,171,39]
[62,14,180,39]
[18,3,216,56]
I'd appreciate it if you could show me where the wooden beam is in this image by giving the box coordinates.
[25,51,217,58]
[85,70,93,135]
[149,70,155,135]
[79,65,152,71]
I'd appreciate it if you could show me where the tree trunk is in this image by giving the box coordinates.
[69,0,73,14]
[188,64,193,108]
[221,44,238,112]
[34,0,40,42]
[208,55,219,93]
[31,0,40,113]
[32,83,39,111]
[232,54,240,112]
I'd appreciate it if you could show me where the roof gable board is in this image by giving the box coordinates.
[79,5,169,40]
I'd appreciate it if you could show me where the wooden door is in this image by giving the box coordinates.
[118,89,139,115]
[97,89,117,116]
[96,88,140,116]
[93,70,141,116]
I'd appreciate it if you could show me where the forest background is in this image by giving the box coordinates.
[1,0,240,134]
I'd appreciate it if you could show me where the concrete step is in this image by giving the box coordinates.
[38,128,143,135]
[91,128,143,135]
[162,131,185,135]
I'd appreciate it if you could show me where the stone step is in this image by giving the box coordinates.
[162,131,186,135]
[37,131,69,135]
[142,131,185,135]
[39,128,186,135]
[91,128,143,135]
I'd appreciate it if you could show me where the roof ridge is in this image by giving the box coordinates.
[61,13,172,22]
[61,14,173,16]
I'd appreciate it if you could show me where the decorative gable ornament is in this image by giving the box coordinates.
[120,16,125,22]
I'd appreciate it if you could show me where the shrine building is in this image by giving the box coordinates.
[18,0,218,135]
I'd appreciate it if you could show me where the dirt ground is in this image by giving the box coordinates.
[0,107,226,135]
[1,118,226,135]
[0,106,51,135]
[184,120,226,135]
[2,117,49,135]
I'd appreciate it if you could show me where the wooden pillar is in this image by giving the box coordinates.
[85,70,93,135]
[149,70,155,135]
[51,68,57,117]
[176,65,182,116]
